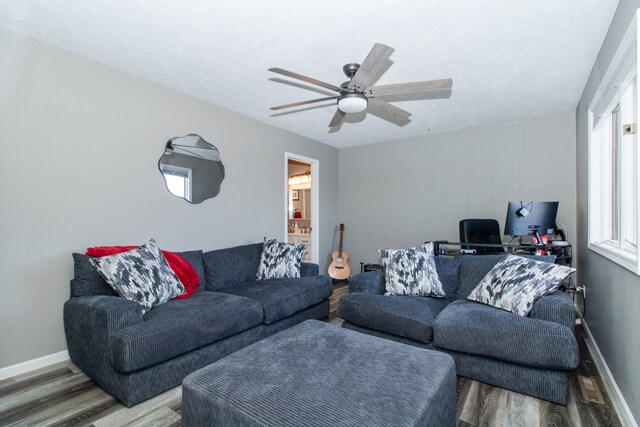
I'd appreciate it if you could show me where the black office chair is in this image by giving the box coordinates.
[459,219,505,254]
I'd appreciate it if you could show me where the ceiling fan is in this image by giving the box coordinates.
[269,43,453,132]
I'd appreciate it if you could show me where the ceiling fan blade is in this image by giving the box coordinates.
[367,98,411,127]
[365,79,453,98]
[328,109,346,129]
[348,43,395,91]
[270,103,336,117]
[366,59,393,87]
[377,89,452,103]
[269,68,342,93]
[269,77,337,97]
[270,96,338,111]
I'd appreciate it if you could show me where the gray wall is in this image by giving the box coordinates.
[339,112,576,267]
[576,0,640,422]
[0,27,338,368]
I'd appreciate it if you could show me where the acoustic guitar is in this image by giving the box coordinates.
[328,224,351,280]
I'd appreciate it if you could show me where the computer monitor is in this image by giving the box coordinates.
[504,201,559,245]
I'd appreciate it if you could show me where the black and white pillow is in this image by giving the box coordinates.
[89,239,185,313]
[256,238,307,280]
[467,254,575,316]
[379,243,445,297]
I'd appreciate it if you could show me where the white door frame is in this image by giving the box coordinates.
[284,152,319,264]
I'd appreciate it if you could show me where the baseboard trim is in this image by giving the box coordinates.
[582,320,638,427]
[0,350,70,381]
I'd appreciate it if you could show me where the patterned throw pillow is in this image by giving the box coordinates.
[379,243,445,297]
[89,239,185,313]
[256,238,307,280]
[467,254,575,316]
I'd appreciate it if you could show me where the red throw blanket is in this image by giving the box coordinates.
[86,245,199,299]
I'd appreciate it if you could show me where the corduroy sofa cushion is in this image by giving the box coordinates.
[203,243,263,291]
[432,299,579,369]
[71,250,205,297]
[528,291,576,330]
[434,256,462,300]
[71,253,117,297]
[176,250,206,292]
[337,293,449,344]
[219,276,332,324]
[110,292,263,373]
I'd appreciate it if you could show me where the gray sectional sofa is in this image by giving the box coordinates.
[64,242,333,407]
[337,254,579,404]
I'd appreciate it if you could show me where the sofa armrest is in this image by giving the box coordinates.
[64,295,143,368]
[528,291,575,330]
[348,271,385,294]
[301,262,319,276]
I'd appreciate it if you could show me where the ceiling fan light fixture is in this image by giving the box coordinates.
[337,93,368,114]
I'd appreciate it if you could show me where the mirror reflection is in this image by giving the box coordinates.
[158,134,225,204]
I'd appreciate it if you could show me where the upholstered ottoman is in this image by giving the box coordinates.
[182,320,456,427]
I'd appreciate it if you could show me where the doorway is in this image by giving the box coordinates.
[285,153,319,264]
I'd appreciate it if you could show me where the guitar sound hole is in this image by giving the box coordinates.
[336,257,343,262]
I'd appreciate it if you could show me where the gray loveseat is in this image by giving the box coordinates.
[337,254,578,404]
[64,242,332,407]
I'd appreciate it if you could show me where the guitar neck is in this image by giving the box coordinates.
[338,229,344,258]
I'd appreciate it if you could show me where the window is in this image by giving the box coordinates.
[164,172,188,199]
[160,165,192,201]
[588,13,640,274]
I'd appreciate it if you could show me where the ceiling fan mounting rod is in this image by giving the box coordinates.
[343,63,360,79]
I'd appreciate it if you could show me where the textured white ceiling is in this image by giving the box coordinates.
[0,0,618,148]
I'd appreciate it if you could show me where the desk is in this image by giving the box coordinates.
[432,241,573,267]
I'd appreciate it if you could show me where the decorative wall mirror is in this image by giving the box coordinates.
[158,134,225,203]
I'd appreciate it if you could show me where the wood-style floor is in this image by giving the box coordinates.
[0,283,623,427]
